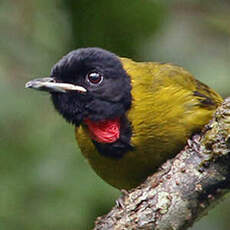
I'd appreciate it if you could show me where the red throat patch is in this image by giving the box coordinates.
[84,118,120,143]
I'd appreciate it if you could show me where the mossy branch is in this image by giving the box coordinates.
[94,97,230,230]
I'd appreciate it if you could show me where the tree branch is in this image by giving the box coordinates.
[94,97,230,230]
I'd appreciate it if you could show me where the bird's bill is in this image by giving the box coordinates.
[25,77,87,93]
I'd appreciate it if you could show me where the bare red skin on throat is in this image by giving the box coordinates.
[84,118,120,143]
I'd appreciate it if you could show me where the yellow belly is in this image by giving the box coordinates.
[75,106,218,189]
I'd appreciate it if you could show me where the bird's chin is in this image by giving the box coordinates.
[51,92,87,126]
[59,114,83,126]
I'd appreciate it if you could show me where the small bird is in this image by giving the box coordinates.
[26,47,223,189]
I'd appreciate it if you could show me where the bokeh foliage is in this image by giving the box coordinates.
[0,0,230,229]
[64,0,167,58]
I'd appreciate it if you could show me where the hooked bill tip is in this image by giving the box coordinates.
[25,81,33,88]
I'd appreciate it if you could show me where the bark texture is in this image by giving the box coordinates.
[94,97,230,230]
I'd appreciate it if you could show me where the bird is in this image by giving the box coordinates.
[25,47,223,189]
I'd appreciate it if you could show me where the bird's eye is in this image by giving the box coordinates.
[86,72,103,85]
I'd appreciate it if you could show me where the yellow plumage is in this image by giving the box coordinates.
[75,57,223,189]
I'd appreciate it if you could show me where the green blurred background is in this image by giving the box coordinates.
[1,0,230,229]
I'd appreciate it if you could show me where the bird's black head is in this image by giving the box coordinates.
[48,48,131,126]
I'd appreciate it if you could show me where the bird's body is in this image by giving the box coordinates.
[26,48,223,189]
[75,57,222,189]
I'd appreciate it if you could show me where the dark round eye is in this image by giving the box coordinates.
[86,72,103,85]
